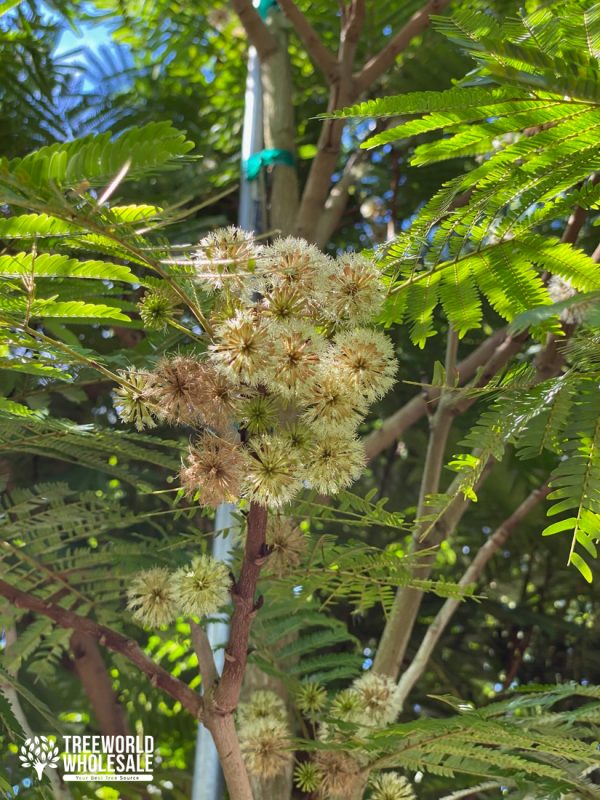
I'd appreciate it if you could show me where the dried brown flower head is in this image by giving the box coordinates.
[180,432,246,507]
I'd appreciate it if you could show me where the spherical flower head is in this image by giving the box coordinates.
[260,283,307,327]
[235,392,280,435]
[210,311,272,385]
[172,554,231,619]
[296,682,327,718]
[244,435,303,507]
[266,516,307,576]
[150,355,206,425]
[259,237,330,300]
[306,431,366,495]
[331,328,397,402]
[238,690,288,726]
[369,772,416,800]
[352,672,402,727]
[239,718,293,778]
[548,276,583,324]
[267,326,323,398]
[196,366,240,432]
[192,226,260,294]
[328,688,363,725]
[314,749,361,796]
[114,368,158,431]
[180,432,246,508]
[548,275,577,304]
[138,289,175,330]
[280,420,316,457]
[293,761,321,793]
[127,567,178,628]
[302,368,366,432]
[327,252,385,323]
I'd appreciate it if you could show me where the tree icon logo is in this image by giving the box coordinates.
[19,736,60,780]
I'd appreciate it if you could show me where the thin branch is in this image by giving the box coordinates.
[339,0,366,73]
[231,0,279,62]
[0,579,204,720]
[191,621,219,689]
[276,0,339,82]
[363,328,507,462]
[396,484,550,706]
[354,0,452,93]
[373,328,460,677]
[314,149,367,247]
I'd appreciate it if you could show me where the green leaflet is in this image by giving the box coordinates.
[0,121,194,194]
[0,206,161,239]
[0,252,137,283]
[29,299,131,322]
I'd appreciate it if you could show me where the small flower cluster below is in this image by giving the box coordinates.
[114,228,397,509]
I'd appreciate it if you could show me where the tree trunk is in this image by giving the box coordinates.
[261,12,299,235]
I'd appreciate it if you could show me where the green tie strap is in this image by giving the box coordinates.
[257,0,278,19]
[244,148,295,181]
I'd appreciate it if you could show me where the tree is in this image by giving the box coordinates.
[0,1,599,799]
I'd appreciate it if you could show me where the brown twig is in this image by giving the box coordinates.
[354,0,451,93]
[0,579,204,720]
[191,621,219,690]
[396,484,550,705]
[231,0,279,61]
[276,0,339,82]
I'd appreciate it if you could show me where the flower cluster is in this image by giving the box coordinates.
[292,672,405,797]
[237,690,293,779]
[115,228,397,509]
[126,555,231,628]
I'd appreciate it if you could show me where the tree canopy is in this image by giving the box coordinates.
[0,2,599,799]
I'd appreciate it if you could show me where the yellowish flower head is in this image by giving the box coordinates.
[244,435,303,507]
[369,772,416,800]
[114,369,158,431]
[307,431,366,495]
[237,690,288,726]
[127,567,178,628]
[193,226,260,293]
[331,327,397,402]
[172,554,231,619]
[238,718,293,778]
[210,311,272,385]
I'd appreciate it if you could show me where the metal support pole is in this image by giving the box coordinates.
[191,18,266,800]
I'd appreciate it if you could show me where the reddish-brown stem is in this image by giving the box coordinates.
[0,580,204,719]
[214,502,268,714]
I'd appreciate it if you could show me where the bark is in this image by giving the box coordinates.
[70,631,130,737]
[261,11,300,235]
[373,331,461,678]
[197,504,269,800]
[205,713,254,800]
